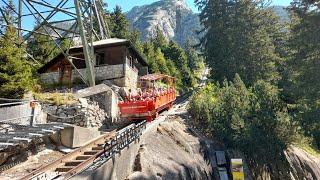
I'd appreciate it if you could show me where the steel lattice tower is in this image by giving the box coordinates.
[0,0,110,86]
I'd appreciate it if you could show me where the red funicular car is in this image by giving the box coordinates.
[118,73,176,122]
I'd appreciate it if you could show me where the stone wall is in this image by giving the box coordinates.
[72,64,125,84]
[39,64,140,88]
[40,71,60,85]
[0,101,44,125]
[124,64,138,88]
[45,98,106,128]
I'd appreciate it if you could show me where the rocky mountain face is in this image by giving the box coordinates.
[270,6,290,23]
[126,0,289,46]
[126,0,202,46]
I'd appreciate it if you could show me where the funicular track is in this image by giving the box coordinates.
[22,121,146,180]
[20,92,192,180]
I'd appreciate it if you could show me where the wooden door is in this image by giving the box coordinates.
[59,65,72,85]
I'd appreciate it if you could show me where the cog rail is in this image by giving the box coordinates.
[22,121,146,180]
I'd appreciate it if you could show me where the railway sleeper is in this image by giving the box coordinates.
[83,150,100,155]
[64,160,85,166]
[56,166,75,172]
[92,146,104,151]
[76,155,93,160]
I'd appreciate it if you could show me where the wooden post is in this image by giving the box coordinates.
[29,101,37,127]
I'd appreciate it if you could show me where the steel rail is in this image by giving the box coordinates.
[21,121,147,180]
[21,130,117,180]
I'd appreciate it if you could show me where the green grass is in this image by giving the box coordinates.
[297,143,320,157]
[34,92,77,105]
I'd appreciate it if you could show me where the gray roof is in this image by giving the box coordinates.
[75,84,112,99]
[71,38,128,49]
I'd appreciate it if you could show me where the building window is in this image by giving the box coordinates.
[95,53,105,66]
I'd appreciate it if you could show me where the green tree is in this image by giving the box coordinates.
[154,48,170,75]
[127,29,144,53]
[184,40,205,80]
[189,74,297,178]
[288,0,320,147]
[152,28,168,49]
[0,0,16,31]
[0,27,35,98]
[27,17,71,65]
[196,0,282,86]
[107,6,129,39]
[163,41,196,88]
[143,41,159,73]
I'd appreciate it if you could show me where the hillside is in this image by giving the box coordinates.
[126,1,289,46]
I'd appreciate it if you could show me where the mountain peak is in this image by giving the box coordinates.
[126,0,201,46]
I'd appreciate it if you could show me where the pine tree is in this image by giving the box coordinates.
[152,28,168,50]
[27,16,71,65]
[0,0,16,31]
[184,40,204,72]
[196,0,282,86]
[108,6,129,39]
[154,48,170,75]
[0,27,35,98]
[127,30,144,53]
[189,74,296,178]
[163,41,196,88]
[288,0,320,147]
[143,41,159,73]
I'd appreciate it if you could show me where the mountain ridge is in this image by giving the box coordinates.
[126,1,289,46]
[126,0,201,46]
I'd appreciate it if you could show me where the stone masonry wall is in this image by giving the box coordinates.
[124,64,138,88]
[40,71,60,84]
[40,64,125,85]
[72,64,124,83]
[39,64,139,88]
[45,98,106,128]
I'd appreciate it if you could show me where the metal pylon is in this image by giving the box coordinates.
[0,0,110,87]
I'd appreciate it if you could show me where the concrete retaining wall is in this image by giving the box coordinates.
[74,139,141,180]
[0,102,43,125]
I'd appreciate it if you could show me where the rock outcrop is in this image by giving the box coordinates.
[127,116,212,180]
[286,146,320,180]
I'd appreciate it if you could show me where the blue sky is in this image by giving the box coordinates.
[2,0,292,33]
[107,0,293,13]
